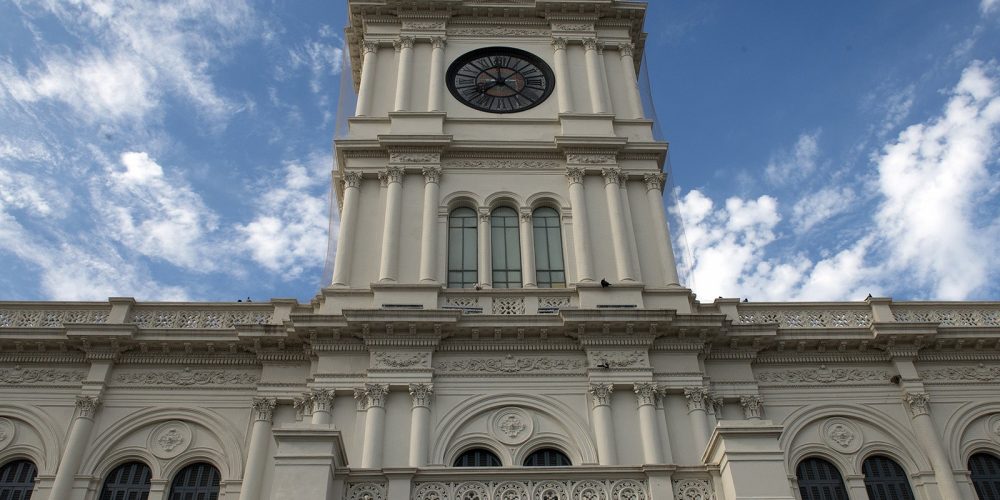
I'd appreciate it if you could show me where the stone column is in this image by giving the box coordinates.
[352,388,369,463]
[393,36,415,112]
[408,384,433,467]
[477,208,492,288]
[903,392,963,499]
[361,383,389,468]
[634,383,664,464]
[618,172,641,278]
[602,168,636,282]
[583,38,609,113]
[332,171,362,286]
[643,172,682,286]
[684,387,711,457]
[618,42,644,119]
[239,397,276,500]
[419,167,442,282]
[310,389,334,426]
[588,383,618,465]
[428,37,446,112]
[566,168,594,282]
[551,37,574,113]
[740,395,763,420]
[654,388,674,463]
[519,208,537,288]
[355,39,379,116]
[378,167,405,282]
[49,396,101,500]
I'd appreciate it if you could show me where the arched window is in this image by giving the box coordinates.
[448,207,478,288]
[523,448,571,466]
[99,461,151,500]
[795,457,848,500]
[969,452,1000,500]
[168,462,221,500]
[0,459,37,499]
[862,455,914,500]
[532,207,565,288]
[453,448,501,467]
[490,207,521,288]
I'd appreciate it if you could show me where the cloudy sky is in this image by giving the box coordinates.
[0,1,997,303]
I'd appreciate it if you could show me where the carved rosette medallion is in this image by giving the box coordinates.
[673,479,714,500]
[0,418,15,451]
[821,418,863,454]
[987,415,1000,444]
[149,420,193,459]
[491,407,533,445]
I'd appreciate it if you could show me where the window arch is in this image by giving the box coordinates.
[453,448,501,467]
[490,207,521,288]
[0,459,37,499]
[969,452,1000,500]
[795,457,848,500]
[862,455,914,500]
[99,461,151,500]
[448,207,478,288]
[168,462,221,500]
[523,448,571,466]
[532,207,565,288]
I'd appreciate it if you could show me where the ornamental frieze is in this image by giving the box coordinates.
[113,368,259,386]
[0,367,86,384]
[918,364,1000,382]
[588,350,648,369]
[448,27,548,37]
[371,351,430,369]
[442,159,558,169]
[433,354,585,373]
[755,366,888,385]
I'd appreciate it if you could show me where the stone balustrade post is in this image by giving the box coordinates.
[408,384,433,467]
[360,383,389,468]
[588,383,618,465]
[238,397,276,500]
[684,387,711,457]
[49,396,101,500]
[903,392,963,498]
[634,383,664,464]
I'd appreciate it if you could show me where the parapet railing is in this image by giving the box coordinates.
[0,301,277,329]
[733,301,1000,328]
[439,289,575,315]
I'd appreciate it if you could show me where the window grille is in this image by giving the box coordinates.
[862,455,915,500]
[453,449,501,467]
[795,457,848,500]
[167,462,221,500]
[448,207,479,288]
[99,462,151,500]
[523,448,572,466]
[0,459,37,500]
[490,207,522,288]
[532,207,566,288]
[969,453,1000,500]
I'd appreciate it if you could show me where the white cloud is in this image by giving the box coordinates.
[95,151,220,270]
[237,154,330,278]
[873,60,1000,299]
[287,39,344,94]
[0,136,55,164]
[765,131,821,184]
[982,0,998,14]
[0,168,67,218]
[792,186,856,233]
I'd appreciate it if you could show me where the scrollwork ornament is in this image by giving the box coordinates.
[251,396,277,422]
[903,391,930,417]
[684,387,708,412]
[75,396,101,419]
[0,418,15,451]
[149,420,193,459]
[589,382,614,407]
[673,479,714,500]
[634,382,658,406]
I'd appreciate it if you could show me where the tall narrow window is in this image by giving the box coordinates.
[0,459,37,500]
[532,207,566,288]
[795,457,848,500]
[448,207,478,288]
[862,455,915,500]
[99,461,151,500]
[970,452,1000,500]
[168,462,221,500]
[491,207,521,288]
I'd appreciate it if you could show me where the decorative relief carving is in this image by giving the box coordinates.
[362,39,379,54]
[372,352,430,369]
[422,166,442,184]
[390,152,440,164]
[618,42,635,58]
[988,415,1000,444]
[403,20,446,31]
[565,167,586,185]
[756,366,888,385]
[673,479,714,500]
[409,383,433,408]
[643,172,665,192]
[75,396,101,419]
[551,37,567,50]
[0,367,85,385]
[410,479,652,500]
[114,368,258,387]
[434,355,585,374]
[601,168,622,186]
[444,159,557,169]
[589,350,647,369]
[568,153,616,165]
[448,27,548,37]
[0,308,109,327]
[892,307,1000,326]
[343,171,363,189]
[611,480,648,500]
[589,383,613,407]
[684,387,708,412]
[740,395,764,419]
[919,364,1000,382]
[127,308,271,328]
[491,407,533,445]
[552,22,594,31]
[149,420,192,459]
[345,482,387,500]
[903,391,930,417]
[251,397,277,422]
[493,297,525,315]
[821,418,863,454]
[738,308,872,328]
[633,383,658,406]
[0,418,15,451]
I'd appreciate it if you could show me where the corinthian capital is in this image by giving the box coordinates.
[343,171,363,189]
[739,395,764,419]
[398,36,415,49]
[251,397,277,423]
[431,36,446,49]
[384,166,405,184]
[363,383,390,408]
[643,172,665,192]
[618,42,635,57]
[362,39,379,54]
[903,391,930,417]
[566,167,585,185]
[310,389,335,413]
[601,168,622,186]
[75,396,101,419]
[684,387,708,412]
[583,37,599,51]
[633,382,658,407]
[589,382,613,407]
[551,37,568,50]
[422,166,441,184]
[409,383,434,408]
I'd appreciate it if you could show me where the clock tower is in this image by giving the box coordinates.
[329,0,689,315]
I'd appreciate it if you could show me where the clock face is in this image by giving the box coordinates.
[446,47,555,113]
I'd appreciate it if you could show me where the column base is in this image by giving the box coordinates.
[703,420,795,500]
[270,427,347,500]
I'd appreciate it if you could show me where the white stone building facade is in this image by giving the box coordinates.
[1,1,999,499]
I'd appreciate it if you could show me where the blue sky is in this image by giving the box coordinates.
[0,1,997,303]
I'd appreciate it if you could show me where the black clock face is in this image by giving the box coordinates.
[446,47,554,113]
